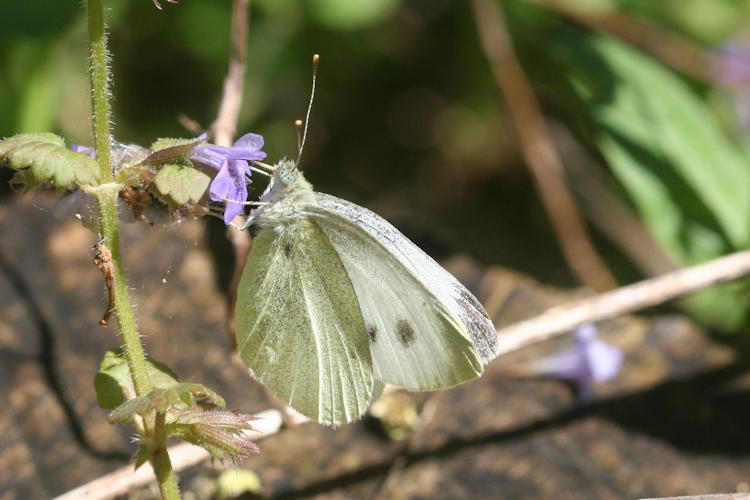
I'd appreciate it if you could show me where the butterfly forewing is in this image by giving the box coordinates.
[235,220,375,425]
[308,193,498,390]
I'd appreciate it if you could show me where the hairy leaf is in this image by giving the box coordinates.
[153,163,211,206]
[144,137,203,166]
[0,132,100,191]
[94,349,180,410]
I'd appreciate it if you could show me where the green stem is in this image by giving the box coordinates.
[87,0,113,181]
[151,412,181,500]
[86,2,180,497]
[96,188,153,395]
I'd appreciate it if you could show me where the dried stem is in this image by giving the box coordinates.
[495,250,750,355]
[211,0,250,147]
[209,0,254,347]
[470,0,617,292]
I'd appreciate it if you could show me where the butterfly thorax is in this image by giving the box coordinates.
[249,159,316,230]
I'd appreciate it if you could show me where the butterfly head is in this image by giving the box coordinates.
[277,158,301,187]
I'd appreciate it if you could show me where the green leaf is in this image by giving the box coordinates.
[107,383,226,424]
[0,133,100,191]
[173,383,225,408]
[150,137,199,151]
[308,0,400,29]
[133,445,150,470]
[143,137,203,167]
[108,395,154,423]
[93,349,180,410]
[153,163,211,206]
[548,34,750,253]
[513,20,750,329]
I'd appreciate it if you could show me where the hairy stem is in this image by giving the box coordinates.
[151,412,180,500]
[96,189,152,395]
[86,0,113,181]
[87,2,179,497]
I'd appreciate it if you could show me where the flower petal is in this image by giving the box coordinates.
[585,341,623,382]
[209,160,249,224]
[233,133,264,151]
[208,164,234,201]
[193,147,226,171]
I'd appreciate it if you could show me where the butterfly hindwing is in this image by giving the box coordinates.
[309,193,497,390]
[235,219,375,425]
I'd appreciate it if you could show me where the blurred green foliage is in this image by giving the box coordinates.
[3,0,750,331]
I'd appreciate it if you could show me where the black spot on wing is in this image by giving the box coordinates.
[396,319,415,347]
[367,325,378,342]
[284,242,293,258]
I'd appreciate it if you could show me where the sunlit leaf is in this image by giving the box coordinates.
[0,132,100,191]
[153,163,211,206]
[511,15,750,329]
[93,349,180,410]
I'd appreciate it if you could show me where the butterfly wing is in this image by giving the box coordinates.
[307,193,498,391]
[235,219,375,425]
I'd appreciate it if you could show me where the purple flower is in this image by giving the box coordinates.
[192,133,267,224]
[528,323,623,401]
[71,144,95,158]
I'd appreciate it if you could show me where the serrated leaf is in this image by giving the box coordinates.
[0,133,100,191]
[153,163,211,206]
[107,383,226,424]
[108,395,154,423]
[150,137,200,152]
[94,349,180,410]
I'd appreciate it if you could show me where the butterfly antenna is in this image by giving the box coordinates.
[294,119,304,152]
[297,53,319,163]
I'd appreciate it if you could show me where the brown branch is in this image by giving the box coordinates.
[177,113,204,136]
[527,0,724,83]
[56,248,750,499]
[496,249,750,355]
[211,0,250,147]
[470,0,617,292]
[208,0,254,347]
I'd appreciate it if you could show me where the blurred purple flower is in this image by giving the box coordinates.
[713,38,750,129]
[528,323,623,401]
[192,133,267,224]
[71,144,95,158]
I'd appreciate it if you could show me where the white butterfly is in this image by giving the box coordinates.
[234,159,498,425]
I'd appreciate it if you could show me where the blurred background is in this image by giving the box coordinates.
[4,0,750,498]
